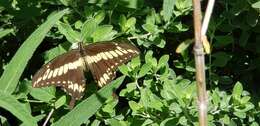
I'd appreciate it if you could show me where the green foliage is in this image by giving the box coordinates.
[0,28,13,39]
[0,91,37,126]
[0,0,260,125]
[0,9,69,94]
[53,76,125,126]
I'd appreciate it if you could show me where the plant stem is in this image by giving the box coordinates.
[43,108,54,126]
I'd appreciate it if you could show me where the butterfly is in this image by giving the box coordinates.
[32,40,140,108]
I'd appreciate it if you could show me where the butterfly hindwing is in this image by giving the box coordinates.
[60,67,86,100]
[32,49,86,99]
[83,41,140,87]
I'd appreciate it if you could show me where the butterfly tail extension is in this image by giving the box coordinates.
[69,97,76,109]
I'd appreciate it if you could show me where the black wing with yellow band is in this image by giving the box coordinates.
[32,40,140,108]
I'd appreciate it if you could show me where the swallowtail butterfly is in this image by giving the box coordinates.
[32,40,140,108]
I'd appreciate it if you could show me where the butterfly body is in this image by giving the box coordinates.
[32,40,140,108]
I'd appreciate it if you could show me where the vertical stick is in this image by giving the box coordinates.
[192,0,208,126]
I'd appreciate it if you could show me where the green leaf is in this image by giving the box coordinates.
[140,88,163,111]
[16,80,31,98]
[30,86,56,103]
[149,94,163,111]
[129,101,143,112]
[0,115,9,126]
[239,30,250,47]
[158,55,169,69]
[91,119,101,126]
[102,103,115,114]
[55,96,67,109]
[153,37,166,48]
[232,82,243,100]
[125,82,137,93]
[52,76,125,126]
[143,79,153,88]
[234,111,246,119]
[175,0,192,12]
[120,16,137,33]
[130,56,141,69]
[178,116,187,125]
[220,94,231,110]
[94,10,106,24]
[160,117,178,126]
[43,45,67,62]
[246,9,258,27]
[184,83,196,99]
[118,65,129,76]
[0,28,13,39]
[126,17,136,29]
[207,115,214,122]
[250,122,259,126]
[119,82,137,97]
[142,119,154,126]
[92,25,117,42]
[142,24,157,34]
[59,0,72,6]
[252,1,260,9]
[212,52,231,67]
[75,20,83,29]
[175,39,193,53]
[169,102,182,114]
[140,88,150,109]
[162,0,175,21]
[0,91,37,126]
[0,9,69,94]
[118,0,144,9]
[57,22,80,43]
[146,9,156,25]
[234,103,254,113]
[102,97,118,114]
[214,35,234,47]
[80,18,97,42]
[219,75,233,85]
[212,90,221,105]
[221,114,230,125]
[168,21,189,32]
[145,51,157,67]
[138,64,152,78]
[240,96,251,104]
[106,119,127,126]
[119,15,127,32]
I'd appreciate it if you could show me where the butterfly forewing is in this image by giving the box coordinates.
[83,41,140,87]
[32,49,86,99]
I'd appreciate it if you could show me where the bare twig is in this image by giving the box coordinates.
[25,99,45,103]
[201,0,215,36]
[127,33,152,40]
[43,108,55,126]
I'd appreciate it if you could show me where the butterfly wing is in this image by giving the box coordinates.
[32,49,86,100]
[82,41,140,87]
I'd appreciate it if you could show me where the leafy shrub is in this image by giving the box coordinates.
[0,0,260,125]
